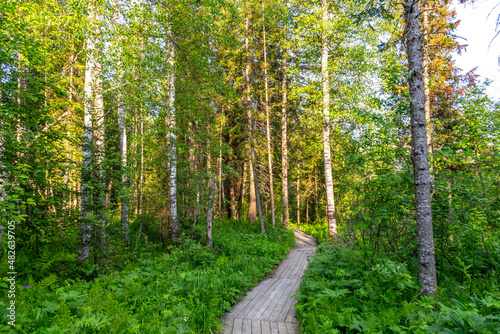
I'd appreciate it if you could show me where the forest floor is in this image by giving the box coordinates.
[221,228,317,334]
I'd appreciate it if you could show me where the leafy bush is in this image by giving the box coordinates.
[296,242,500,334]
[0,219,295,333]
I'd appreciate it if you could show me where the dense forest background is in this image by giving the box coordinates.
[0,0,499,332]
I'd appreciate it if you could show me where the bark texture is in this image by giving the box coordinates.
[206,154,215,248]
[263,5,276,228]
[79,3,100,262]
[321,0,337,240]
[281,2,289,227]
[113,0,129,247]
[166,27,179,242]
[404,0,438,297]
[245,3,265,233]
[422,2,433,161]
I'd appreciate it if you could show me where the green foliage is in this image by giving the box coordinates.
[296,242,500,333]
[0,220,294,333]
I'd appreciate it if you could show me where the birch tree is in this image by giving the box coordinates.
[321,0,337,240]
[79,2,102,262]
[113,0,129,247]
[403,0,438,297]
[166,25,179,242]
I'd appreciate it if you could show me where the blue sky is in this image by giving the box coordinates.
[453,0,500,100]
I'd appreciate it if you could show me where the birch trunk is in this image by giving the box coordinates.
[263,3,276,228]
[79,3,99,262]
[281,1,289,227]
[94,30,105,262]
[113,0,129,246]
[188,121,197,216]
[404,0,438,297]
[245,3,265,233]
[321,0,338,240]
[206,153,215,248]
[166,27,179,242]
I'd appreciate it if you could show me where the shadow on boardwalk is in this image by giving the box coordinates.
[221,228,317,334]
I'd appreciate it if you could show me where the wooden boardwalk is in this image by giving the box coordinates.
[221,228,317,334]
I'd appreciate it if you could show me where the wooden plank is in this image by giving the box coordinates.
[228,279,274,319]
[251,276,289,320]
[285,321,299,334]
[264,279,296,321]
[276,279,301,321]
[259,279,293,320]
[288,253,303,279]
[284,300,298,323]
[270,322,279,334]
[237,278,280,319]
[277,322,289,334]
[275,252,296,279]
[293,252,309,279]
[286,252,303,279]
[261,321,271,334]
[270,278,301,321]
[233,319,243,334]
[242,319,252,334]
[251,319,261,334]
[222,319,234,334]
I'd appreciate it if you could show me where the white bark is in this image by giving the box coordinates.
[79,3,104,262]
[80,4,97,262]
[321,0,338,240]
[114,0,129,246]
[166,27,179,242]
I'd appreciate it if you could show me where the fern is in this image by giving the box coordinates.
[38,274,58,290]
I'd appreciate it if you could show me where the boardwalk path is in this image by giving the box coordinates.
[221,228,317,334]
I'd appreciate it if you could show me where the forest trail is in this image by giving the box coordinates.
[221,228,317,334]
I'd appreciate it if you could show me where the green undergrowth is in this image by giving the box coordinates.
[295,241,500,334]
[0,219,295,333]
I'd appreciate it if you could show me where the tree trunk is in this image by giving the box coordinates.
[404,0,438,298]
[245,3,265,233]
[114,0,129,247]
[79,3,100,262]
[166,26,179,242]
[262,2,276,228]
[248,159,257,221]
[281,1,289,227]
[188,121,197,216]
[297,173,300,226]
[422,1,433,165]
[321,0,338,240]
[206,153,216,248]
[239,160,247,217]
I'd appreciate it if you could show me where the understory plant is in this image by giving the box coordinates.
[0,219,295,333]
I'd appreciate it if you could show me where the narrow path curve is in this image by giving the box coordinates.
[221,228,317,334]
